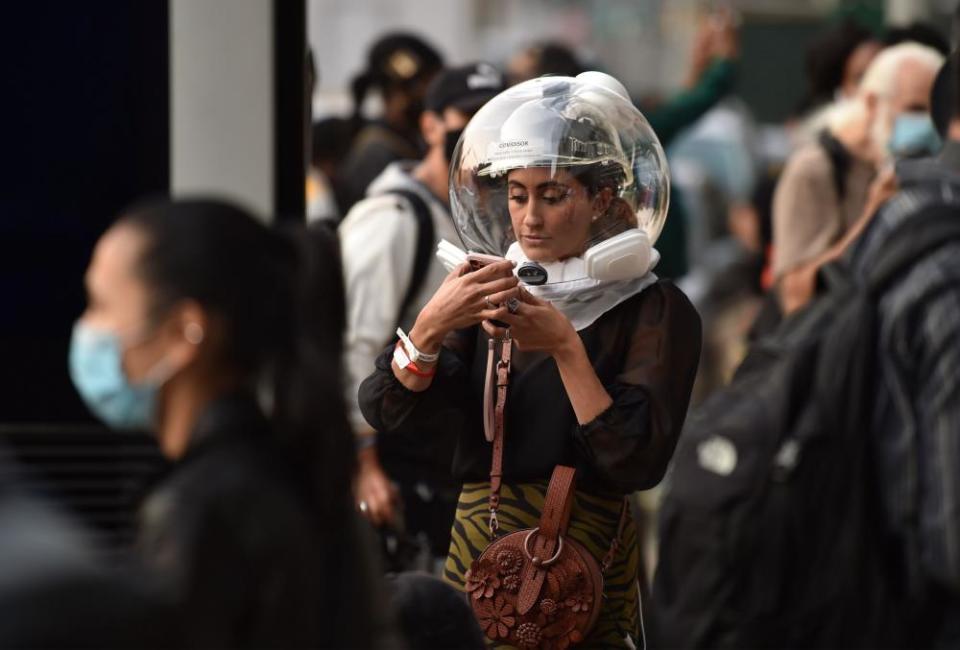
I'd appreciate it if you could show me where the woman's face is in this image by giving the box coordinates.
[81,224,180,384]
[507,167,606,262]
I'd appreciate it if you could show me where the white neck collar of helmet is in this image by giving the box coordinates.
[504,240,660,330]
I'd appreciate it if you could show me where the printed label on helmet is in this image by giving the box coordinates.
[486,137,547,164]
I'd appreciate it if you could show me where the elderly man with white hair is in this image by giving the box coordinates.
[772,42,944,315]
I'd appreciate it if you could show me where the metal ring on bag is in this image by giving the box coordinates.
[523,527,564,568]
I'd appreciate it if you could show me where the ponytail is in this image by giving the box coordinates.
[269,225,354,519]
[267,226,373,647]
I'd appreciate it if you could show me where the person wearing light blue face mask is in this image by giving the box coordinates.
[773,42,944,316]
[860,42,944,163]
[69,220,203,436]
[888,110,942,158]
[69,199,386,648]
[69,319,198,432]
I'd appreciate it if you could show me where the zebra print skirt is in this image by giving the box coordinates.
[443,481,641,649]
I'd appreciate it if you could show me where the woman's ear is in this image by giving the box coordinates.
[163,300,209,370]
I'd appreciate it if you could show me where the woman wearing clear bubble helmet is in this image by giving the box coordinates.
[360,72,701,648]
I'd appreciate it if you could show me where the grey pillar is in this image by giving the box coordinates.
[170,0,306,221]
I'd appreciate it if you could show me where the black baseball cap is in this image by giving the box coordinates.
[425,62,505,115]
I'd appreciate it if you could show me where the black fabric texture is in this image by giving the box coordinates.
[359,281,702,495]
[136,393,381,649]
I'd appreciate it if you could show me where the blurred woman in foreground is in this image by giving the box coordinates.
[70,199,380,648]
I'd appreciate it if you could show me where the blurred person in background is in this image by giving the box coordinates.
[341,63,505,572]
[846,52,960,646]
[505,41,585,85]
[652,48,960,642]
[773,42,943,316]
[780,48,960,647]
[882,21,950,55]
[838,48,960,648]
[341,33,444,212]
[793,19,883,145]
[387,572,485,650]
[307,116,353,224]
[639,9,740,279]
[70,199,386,648]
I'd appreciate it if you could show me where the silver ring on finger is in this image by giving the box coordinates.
[506,297,521,314]
[484,295,495,309]
[358,500,368,514]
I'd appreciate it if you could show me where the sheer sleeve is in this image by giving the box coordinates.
[572,282,702,492]
[358,326,478,434]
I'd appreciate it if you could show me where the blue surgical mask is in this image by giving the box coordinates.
[68,321,171,431]
[888,112,942,158]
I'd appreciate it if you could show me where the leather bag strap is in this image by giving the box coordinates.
[483,338,496,443]
[485,336,512,536]
[516,465,577,614]
[482,334,630,611]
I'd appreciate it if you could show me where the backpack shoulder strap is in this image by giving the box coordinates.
[818,129,851,200]
[388,188,436,330]
[866,202,960,295]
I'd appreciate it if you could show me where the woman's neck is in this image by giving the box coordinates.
[156,370,242,460]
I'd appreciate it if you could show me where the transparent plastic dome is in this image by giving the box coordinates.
[448,71,669,284]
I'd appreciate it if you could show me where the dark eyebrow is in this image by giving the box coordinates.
[507,180,568,191]
[536,181,567,190]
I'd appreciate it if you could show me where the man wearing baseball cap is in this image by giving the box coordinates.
[339,63,504,572]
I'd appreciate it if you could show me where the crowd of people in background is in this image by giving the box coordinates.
[3,4,960,649]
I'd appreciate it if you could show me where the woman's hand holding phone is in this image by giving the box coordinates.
[409,259,518,353]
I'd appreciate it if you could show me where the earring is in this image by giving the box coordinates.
[184,322,205,345]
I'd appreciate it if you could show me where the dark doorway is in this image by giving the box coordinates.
[0,1,169,423]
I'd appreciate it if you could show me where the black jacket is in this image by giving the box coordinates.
[136,394,381,649]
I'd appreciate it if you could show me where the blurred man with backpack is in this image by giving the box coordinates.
[339,63,504,571]
[654,52,960,647]
[840,50,960,645]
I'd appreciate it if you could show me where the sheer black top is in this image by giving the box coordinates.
[358,281,702,495]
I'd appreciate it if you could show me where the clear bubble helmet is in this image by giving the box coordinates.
[448,71,669,286]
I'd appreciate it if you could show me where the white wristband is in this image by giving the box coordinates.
[396,327,439,364]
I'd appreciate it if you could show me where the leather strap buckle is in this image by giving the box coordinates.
[523,527,564,568]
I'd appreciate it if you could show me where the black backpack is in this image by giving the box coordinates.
[654,204,960,649]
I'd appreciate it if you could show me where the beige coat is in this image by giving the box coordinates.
[772,141,874,277]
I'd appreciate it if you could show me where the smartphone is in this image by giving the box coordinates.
[466,252,503,272]
[465,253,510,328]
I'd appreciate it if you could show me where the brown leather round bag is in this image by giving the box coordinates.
[466,338,625,648]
